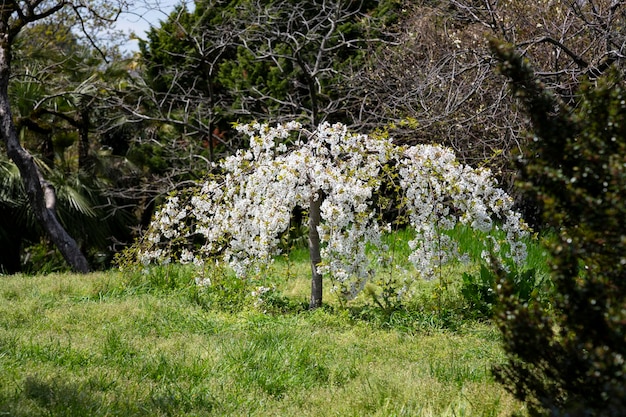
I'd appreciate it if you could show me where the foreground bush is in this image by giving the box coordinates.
[491,41,626,416]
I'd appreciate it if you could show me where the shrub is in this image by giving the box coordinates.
[490,40,626,416]
[461,263,546,320]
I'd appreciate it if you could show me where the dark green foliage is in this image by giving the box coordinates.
[461,264,544,320]
[126,143,169,174]
[0,151,137,273]
[490,40,626,416]
[139,3,199,92]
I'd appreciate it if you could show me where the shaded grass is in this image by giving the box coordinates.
[0,270,526,416]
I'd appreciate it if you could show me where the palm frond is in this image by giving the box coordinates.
[0,157,27,208]
[55,183,97,217]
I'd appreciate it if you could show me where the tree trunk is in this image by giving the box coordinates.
[308,191,323,309]
[0,33,90,273]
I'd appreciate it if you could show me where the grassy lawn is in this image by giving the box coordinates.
[0,226,547,416]
[0,262,529,417]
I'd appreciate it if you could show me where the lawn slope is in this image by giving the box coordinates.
[0,271,525,416]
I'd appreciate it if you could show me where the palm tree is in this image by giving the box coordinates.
[0,21,138,273]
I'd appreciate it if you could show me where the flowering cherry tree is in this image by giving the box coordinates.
[135,121,529,308]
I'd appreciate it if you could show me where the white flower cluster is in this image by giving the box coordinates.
[137,121,529,302]
[396,144,529,297]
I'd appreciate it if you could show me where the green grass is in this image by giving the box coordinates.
[0,268,527,416]
[1,227,546,416]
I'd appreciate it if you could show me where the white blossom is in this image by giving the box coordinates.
[136,121,530,302]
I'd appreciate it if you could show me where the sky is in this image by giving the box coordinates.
[115,0,184,53]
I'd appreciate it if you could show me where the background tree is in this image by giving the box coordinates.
[219,0,399,128]
[355,0,626,196]
[99,0,245,229]
[13,21,136,246]
[491,41,626,416]
[134,0,400,155]
[0,0,129,272]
